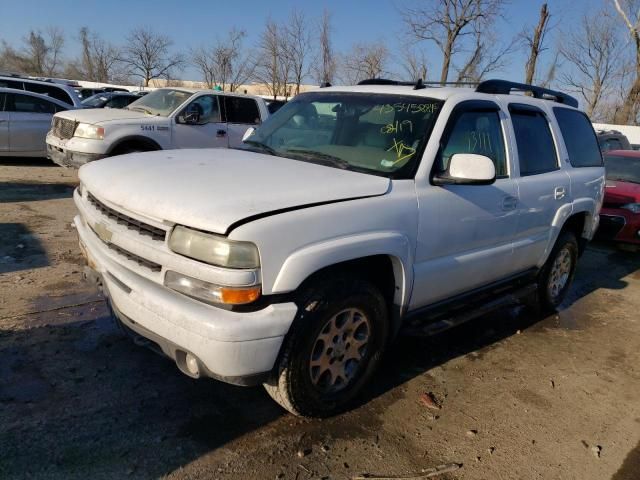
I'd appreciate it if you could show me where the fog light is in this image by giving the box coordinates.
[164,270,261,305]
[185,353,199,376]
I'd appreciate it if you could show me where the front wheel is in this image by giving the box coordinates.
[537,231,579,311]
[264,275,389,417]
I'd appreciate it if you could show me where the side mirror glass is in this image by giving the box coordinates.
[434,153,496,185]
[242,127,255,142]
[180,105,201,125]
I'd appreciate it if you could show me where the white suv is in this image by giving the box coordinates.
[46,88,269,168]
[73,79,604,417]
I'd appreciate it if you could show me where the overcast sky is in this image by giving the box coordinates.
[0,0,612,84]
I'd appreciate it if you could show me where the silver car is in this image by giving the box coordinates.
[0,88,73,158]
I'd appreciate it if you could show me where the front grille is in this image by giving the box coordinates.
[52,117,77,139]
[87,193,166,242]
[107,243,162,272]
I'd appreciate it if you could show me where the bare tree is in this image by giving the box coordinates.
[254,20,291,99]
[611,0,640,124]
[281,9,313,95]
[456,27,516,82]
[0,28,65,76]
[401,48,429,81]
[75,27,121,83]
[401,0,505,84]
[340,42,389,84]
[316,9,336,85]
[192,28,255,91]
[522,3,551,85]
[120,27,184,87]
[560,12,620,117]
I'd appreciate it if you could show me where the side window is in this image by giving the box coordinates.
[106,96,133,109]
[184,95,220,124]
[439,109,508,177]
[600,138,623,152]
[0,79,23,89]
[553,108,602,167]
[26,83,73,105]
[510,108,558,176]
[225,97,261,125]
[8,93,57,114]
[0,93,5,111]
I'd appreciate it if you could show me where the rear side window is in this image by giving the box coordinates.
[600,137,625,152]
[25,83,73,105]
[510,107,558,176]
[224,97,260,124]
[554,108,602,167]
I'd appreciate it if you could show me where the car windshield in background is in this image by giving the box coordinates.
[242,92,443,178]
[81,94,109,107]
[604,155,640,184]
[126,89,193,116]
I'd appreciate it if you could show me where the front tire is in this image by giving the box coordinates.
[537,231,579,311]
[264,275,389,417]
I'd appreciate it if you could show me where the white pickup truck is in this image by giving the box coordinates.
[46,88,269,167]
[73,79,605,417]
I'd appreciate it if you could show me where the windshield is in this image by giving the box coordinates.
[81,94,109,107]
[126,89,193,116]
[604,155,640,184]
[240,92,443,178]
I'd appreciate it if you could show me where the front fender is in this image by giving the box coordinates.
[271,231,413,308]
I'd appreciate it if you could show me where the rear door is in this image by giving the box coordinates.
[172,94,228,148]
[7,93,64,154]
[223,96,262,147]
[508,103,572,271]
[0,93,8,152]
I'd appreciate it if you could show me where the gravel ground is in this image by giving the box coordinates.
[1,159,639,480]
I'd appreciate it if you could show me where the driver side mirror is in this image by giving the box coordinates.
[433,153,496,185]
[179,105,201,125]
[242,127,255,142]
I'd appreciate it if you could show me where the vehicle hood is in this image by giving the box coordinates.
[604,179,640,206]
[54,108,159,124]
[79,149,391,234]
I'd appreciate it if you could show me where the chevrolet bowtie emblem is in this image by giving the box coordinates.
[93,222,113,243]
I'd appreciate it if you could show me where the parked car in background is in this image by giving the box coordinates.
[81,92,140,109]
[599,150,640,247]
[593,123,640,150]
[597,129,632,152]
[0,75,82,108]
[266,99,287,114]
[0,88,73,157]
[47,87,269,167]
[73,79,604,416]
[76,88,106,100]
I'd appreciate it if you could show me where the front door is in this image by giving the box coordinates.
[6,92,58,155]
[173,94,228,149]
[411,101,519,309]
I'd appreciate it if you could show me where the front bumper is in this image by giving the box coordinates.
[74,213,298,384]
[599,209,640,245]
[46,134,106,168]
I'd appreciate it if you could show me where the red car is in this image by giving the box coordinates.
[599,150,640,245]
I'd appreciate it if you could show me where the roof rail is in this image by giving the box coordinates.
[476,79,579,108]
[357,78,480,90]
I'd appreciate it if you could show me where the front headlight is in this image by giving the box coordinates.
[74,123,105,140]
[621,203,640,214]
[168,225,260,268]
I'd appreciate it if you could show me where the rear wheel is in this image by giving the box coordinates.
[264,275,388,417]
[537,231,579,311]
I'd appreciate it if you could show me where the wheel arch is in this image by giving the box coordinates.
[107,135,162,155]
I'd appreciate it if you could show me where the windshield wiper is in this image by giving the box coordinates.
[285,148,350,169]
[128,106,153,115]
[243,139,277,156]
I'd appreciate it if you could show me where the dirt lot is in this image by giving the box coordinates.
[1,159,639,480]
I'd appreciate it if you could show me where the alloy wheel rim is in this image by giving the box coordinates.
[309,308,371,394]
[548,247,572,301]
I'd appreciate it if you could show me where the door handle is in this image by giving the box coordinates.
[502,195,518,210]
[216,129,226,137]
[554,186,566,200]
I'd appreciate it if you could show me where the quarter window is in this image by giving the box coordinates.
[553,108,602,167]
[510,108,558,176]
[225,97,260,124]
[438,110,508,177]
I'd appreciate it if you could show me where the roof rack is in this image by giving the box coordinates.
[476,79,579,108]
[357,78,480,90]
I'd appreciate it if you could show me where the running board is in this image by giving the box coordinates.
[402,284,537,337]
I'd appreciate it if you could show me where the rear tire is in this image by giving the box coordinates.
[264,275,389,417]
[537,231,579,311]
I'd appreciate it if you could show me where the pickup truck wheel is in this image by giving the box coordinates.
[537,231,578,311]
[264,276,388,417]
